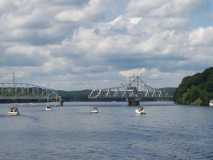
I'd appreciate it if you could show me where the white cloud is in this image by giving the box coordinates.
[119,67,195,88]
[0,0,212,90]
[127,0,201,17]
[70,27,134,56]
[55,0,112,22]
[189,27,213,46]
[120,68,147,77]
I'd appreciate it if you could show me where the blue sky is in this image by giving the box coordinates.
[0,0,212,90]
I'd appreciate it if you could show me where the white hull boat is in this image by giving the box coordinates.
[8,111,19,116]
[48,102,60,107]
[45,106,52,111]
[209,100,213,107]
[135,109,145,114]
[90,110,99,113]
[8,106,20,116]
[90,107,99,113]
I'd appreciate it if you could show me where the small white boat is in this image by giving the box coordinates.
[8,107,20,116]
[209,100,213,107]
[45,106,52,111]
[135,107,145,114]
[48,102,60,107]
[90,107,99,113]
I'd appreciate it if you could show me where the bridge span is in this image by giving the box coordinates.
[0,82,61,103]
[88,75,170,106]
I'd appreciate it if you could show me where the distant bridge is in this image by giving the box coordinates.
[88,75,170,106]
[0,82,61,103]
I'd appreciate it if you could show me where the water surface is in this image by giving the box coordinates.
[0,102,213,160]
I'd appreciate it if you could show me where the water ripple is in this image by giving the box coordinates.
[0,102,213,160]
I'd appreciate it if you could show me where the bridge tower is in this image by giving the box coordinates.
[126,76,140,106]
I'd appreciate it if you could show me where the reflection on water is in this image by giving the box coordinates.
[0,101,213,160]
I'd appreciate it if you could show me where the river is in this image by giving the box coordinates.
[0,101,213,160]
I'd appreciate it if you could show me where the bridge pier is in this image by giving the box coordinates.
[60,99,64,106]
[128,97,140,106]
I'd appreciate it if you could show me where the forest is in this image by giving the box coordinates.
[174,67,213,106]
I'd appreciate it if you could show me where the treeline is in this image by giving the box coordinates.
[174,67,213,106]
[57,90,91,101]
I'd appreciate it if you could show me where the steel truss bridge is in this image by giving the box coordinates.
[88,76,170,105]
[0,82,61,102]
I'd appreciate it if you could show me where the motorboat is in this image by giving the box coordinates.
[45,105,52,111]
[90,107,99,113]
[8,106,20,116]
[48,102,60,107]
[209,100,213,107]
[135,107,145,114]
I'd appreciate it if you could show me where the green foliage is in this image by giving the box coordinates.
[174,67,213,106]
[57,90,91,101]
[192,98,202,106]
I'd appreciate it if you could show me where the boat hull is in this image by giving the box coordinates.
[90,110,99,113]
[8,112,19,116]
[45,108,52,111]
[135,109,145,114]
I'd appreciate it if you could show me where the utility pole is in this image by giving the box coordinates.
[12,72,16,98]
[12,72,15,86]
[136,75,139,91]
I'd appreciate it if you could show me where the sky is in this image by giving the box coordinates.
[0,0,212,90]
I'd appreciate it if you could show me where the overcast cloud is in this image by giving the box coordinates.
[0,0,212,90]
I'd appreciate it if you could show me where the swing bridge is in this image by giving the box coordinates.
[88,76,171,105]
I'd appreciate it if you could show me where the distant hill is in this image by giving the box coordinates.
[174,67,213,106]
[159,87,176,97]
[57,87,176,102]
[57,90,91,101]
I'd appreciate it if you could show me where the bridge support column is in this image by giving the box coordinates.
[60,100,64,106]
[128,97,140,106]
